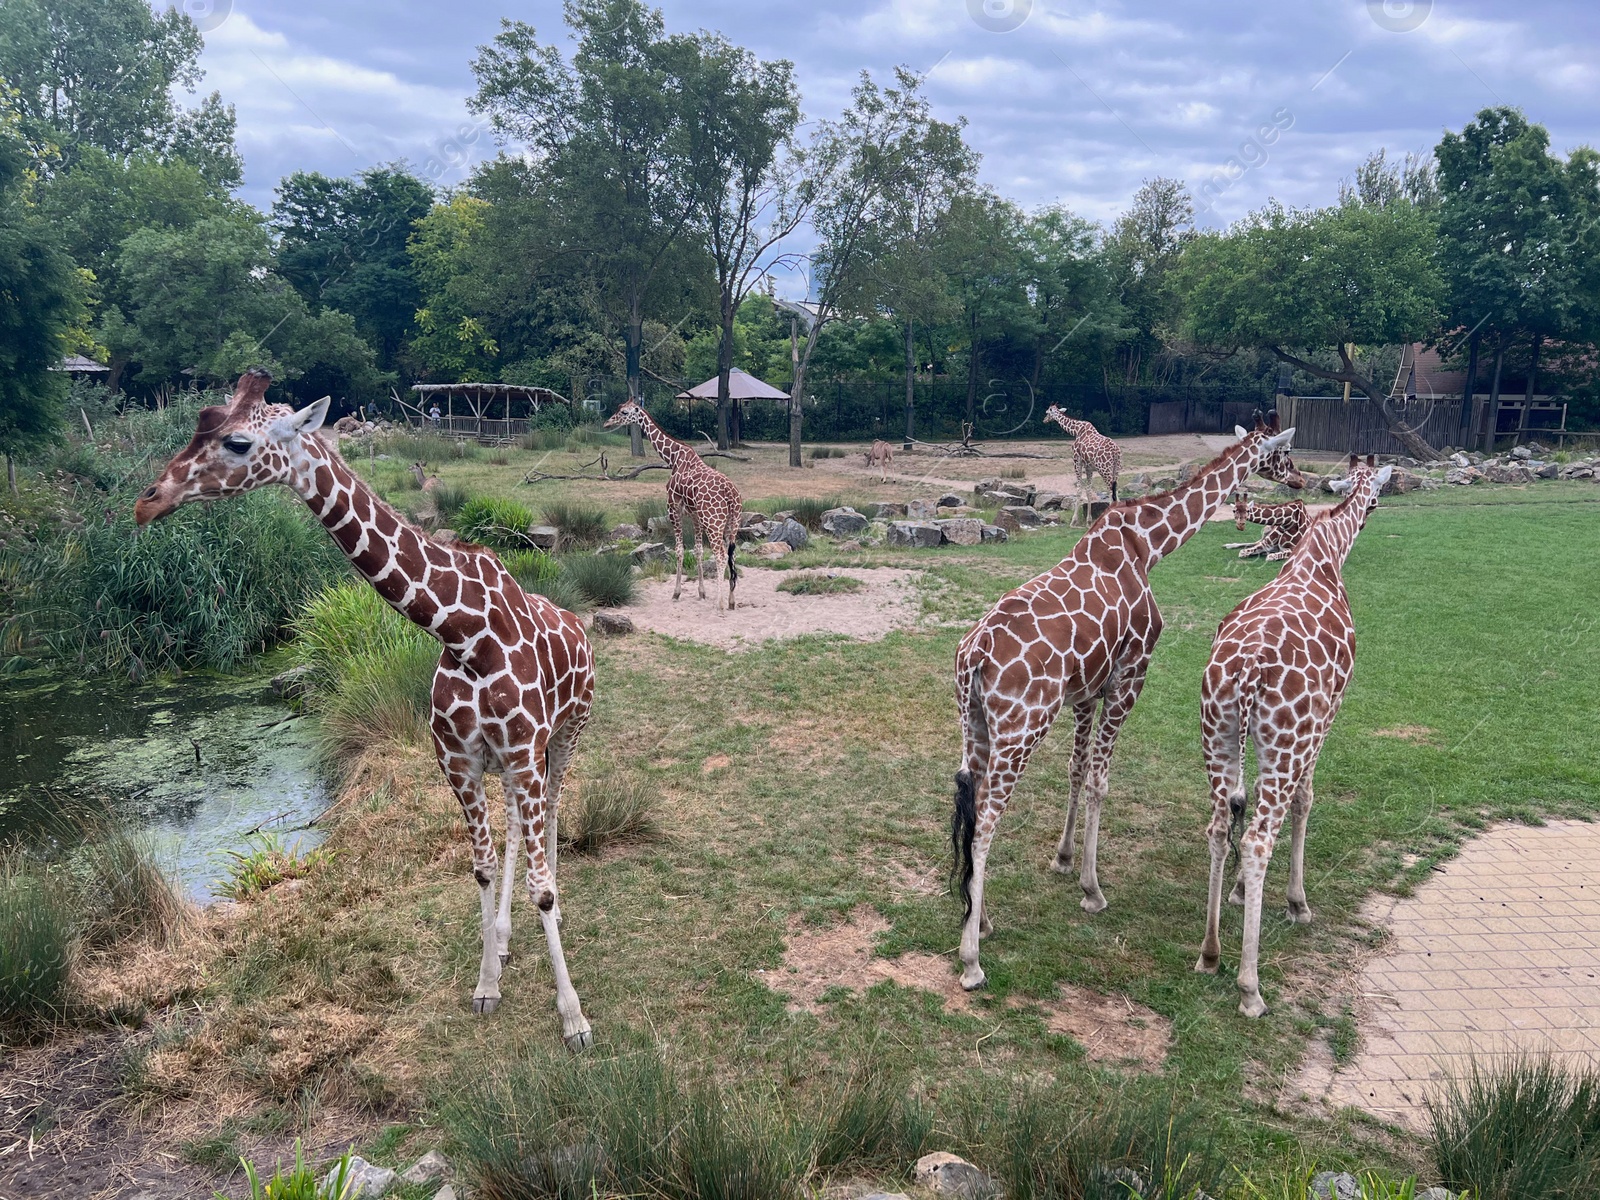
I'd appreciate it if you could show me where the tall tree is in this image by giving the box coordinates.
[1023,205,1120,395]
[677,35,803,449]
[1178,199,1443,459]
[469,0,709,455]
[1107,178,1193,385]
[787,67,973,466]
[939,189,1030,435]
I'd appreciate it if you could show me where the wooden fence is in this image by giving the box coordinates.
[1273,396,1469,455]
[1146,398,1272,437]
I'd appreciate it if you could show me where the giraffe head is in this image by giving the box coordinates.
[1233,410,1304,488]
[1329,453,1394,522]
[134,369,330,525]
[602,399,648,430]
[1232,491,1250,530]
[1043,405,1087,436]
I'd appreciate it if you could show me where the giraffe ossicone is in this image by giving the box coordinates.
[950,412,1303,992]
[1196,453,1390,1018]
[135,369,597,1050]
[604,399,742,612]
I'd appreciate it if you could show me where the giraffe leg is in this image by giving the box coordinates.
[435,737,505,1015]
[1050,700,1097,874]
[544,718,585,928]
[671,501,686,602]
[505,749,592,1050]
[1286,773,1316,924]
[1237,765,1294,1018]
[1197,701,1244,974]
[694,520,708,601]
[957,743,1026,991]
[1078,662,1150,913]
[494,790,519,967]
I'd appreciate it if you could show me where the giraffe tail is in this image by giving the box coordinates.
[726,537,738,583]
[1226,664,1261,869]
[950,667,985,922]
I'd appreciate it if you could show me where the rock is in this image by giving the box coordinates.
[860,1193,911,1200]
[1510,444,1533,459]
[914,1152,995,1200]
[609,523,645,541]
[1448,452,1471,468]
[887,520,944,548]
[1484,463,1533,484]
[631,541,669,565]
[1445,466,1484,485]
[937,492,967,508]
[871,502,908,519]
[1381,468,1424,495]
[769,517,809,550]
[836,540,862,551]
[324,1156,395,1199]
[980,523,1008,543]
[936,505,981,517]
[1151,476,1177,491]
[269,664,316,701]
[1416,1188,1459,1200]
[647,515,674,539]
[435,1188,458,1200]
[1033,491,1065,511]
[400,1150,452,1186]
[999,504,1041,528]
[1310,1171,1360,1200]
[821,506,868,537]
[739,510,768,527]
[753,541,791,559]
[907,498,939,520]
[434,528,460,545]
[592,611,634,636]
[1094,1167,1149,1197]
[1177,462,1198,484]
[935,518,984,546]
[528,525,560,550]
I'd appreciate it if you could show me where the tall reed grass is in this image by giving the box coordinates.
[457,496,539,550]
[541,501,609,549]
[560,554,635,608]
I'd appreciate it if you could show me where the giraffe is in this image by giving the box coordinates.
[951,413,1305,990]
[1195,454,1392,1017]
[604,399,741,611]
[1224,492,1310,561]
[1043,406,1122,525]
[134,370,595,1049]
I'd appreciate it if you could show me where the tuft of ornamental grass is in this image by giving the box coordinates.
[503,549,588,614]
[542,500,610,549]
[69,817,187,949]
[560,553,635,608]
[0,854,75,1030]
[457,496,539,551]
[221,1141,354,1200]
[809,446,848,459]
[560,767,659,855]
[432,480,470,525]
[295,584,427,687]
[633,496,668,530]
[218,832,330,900]
[371,429,479,463]
[1428,1055,1600,1199]
[753,497,840,531]
[776,572,864,597]
[312,636,439,768]
[1000,465,1028,480]
[519,427,568,452]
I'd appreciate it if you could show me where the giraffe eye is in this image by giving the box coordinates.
[221,435,253,455]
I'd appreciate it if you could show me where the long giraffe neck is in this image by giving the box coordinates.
[634,410,696,472]
[1248,500,1302,529]
[1126,440,1261,565]
[1295,487,1368,575]
[288,437,479,651]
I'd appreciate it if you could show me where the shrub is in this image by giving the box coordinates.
[503,549,588,613]
[457,496,539,550]
[561,554,635,608]
[542,500,610,549]
[222,1142,354,1200]
[777,573,863,596]
[1428,1056,1600,1199]
[0,855,75,1029]
[219,833,331,900]
[561,768,659,855]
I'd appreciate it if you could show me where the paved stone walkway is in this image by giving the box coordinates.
[1316,821,1600,1129]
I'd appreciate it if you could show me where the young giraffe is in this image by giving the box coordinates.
[951,413,1304,990]
[604,399,741,611]
[135,370,595,1049]
[1196,455,1392,1017]
[1224,492,1310,561]
[1043,406,1122,521]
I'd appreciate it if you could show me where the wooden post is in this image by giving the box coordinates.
[1342,344,1354,403]
[1483,340,1505,454]
[1514,334,1541,446]
[1457,330,1480,449]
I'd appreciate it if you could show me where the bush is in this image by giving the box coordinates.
[1428,1056,1600,1199]
[457,496,539,550]
[777,573,863,596]
[542,500,610,549]
[502,549,587,614]
[561,768,659,855]
[0,855,75,1029]
[561,554,635,608]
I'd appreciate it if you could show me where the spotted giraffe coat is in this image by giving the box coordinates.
[1230,493,1310,561]
[1044,406,1122,502]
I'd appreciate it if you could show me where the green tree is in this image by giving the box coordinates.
[407,195,501,381]
[1022,205,1121,394]
[1178,199,1443,459]
[1106,177,1193,385]
[939,189,1030,435]
[272,166,434,369]
[0,124,87,488]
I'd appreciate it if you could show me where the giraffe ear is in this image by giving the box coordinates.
[1365,454,1376,468]
[270,395,331,441]
[1234,424,1249,439]
[1374,465,1394,489]
[1263,428,1295,453]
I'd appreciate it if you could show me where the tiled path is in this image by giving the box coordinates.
[1313,821,1600,1129]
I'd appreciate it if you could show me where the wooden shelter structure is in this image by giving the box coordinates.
[675,368,790,404]
[404,382,571,443]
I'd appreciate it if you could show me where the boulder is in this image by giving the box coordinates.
[739,510,768,527]
[937,492,967,508]
[753,541,791,559]
[1176,462,1198,484]
[1033,491,1066,511]
[914,1152,996,1200]
[887,521,943,549]
[631,542,669,565]
[647,515,674,539]
[1448,452,1472,468]
[529,525,560,550]
[769,517,809,550]
[436,1188,458,1200]
[400,1151,451,1186]
[999,504,1041,528]
[324,1156,395,1199]
[1380,468,1424,496]
[735,525,765,544]
[269,664,316,701]
[820,506,868,537]
[936,505,981,517]
[1445,467,1484,486]
[1415,1189,1460,1200]
[434,529,460,545]
[609,523,645,541]
[1310,1171,1359,1200]
[871,502,908,519]
[1510,444,1533,459]
[907,498,939,520]
[980,523,1008,544]
[1484,462,1533,485]
[592,611,635,636]
[935,518,984,547]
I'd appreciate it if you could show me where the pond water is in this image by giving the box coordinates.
[0,669,330,901]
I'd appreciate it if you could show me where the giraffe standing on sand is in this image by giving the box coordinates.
[951,414,1304,991]
[135,370,595,1049]
[604,399,741,612]
[1196,455,1391,1018]
[1043,407,1122,521]
[1224,492,1310,561]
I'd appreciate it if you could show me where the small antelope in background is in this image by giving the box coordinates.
[865,439,894,481]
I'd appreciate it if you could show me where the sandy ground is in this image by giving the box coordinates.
[619,566,923,650]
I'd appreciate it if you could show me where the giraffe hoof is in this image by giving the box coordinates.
[959,966,987,992]
[1049,854,1074,875]
[1227,884,1245,906]
[499,952,511,967]
[563,1025,594,1053]
[1195,953,1220,975]
[1080,892,1108,914]
[472,996,500,1016]
[1288,903,1314,925]
[1238,993,1268,1019]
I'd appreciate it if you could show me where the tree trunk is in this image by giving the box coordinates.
[1483,341,1505,454]
[964,321,979,431]
[6,453,15,496]
[788,316,803,468]
[715,295,735,451]
[626,296,644,458]
[1514,333,1541,445]
[1457,330,1480,449]
[903,319,915,450]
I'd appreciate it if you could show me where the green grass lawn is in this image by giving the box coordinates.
[144,480,1600,1187]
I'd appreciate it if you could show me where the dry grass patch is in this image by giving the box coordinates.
[1371,725,1437,743]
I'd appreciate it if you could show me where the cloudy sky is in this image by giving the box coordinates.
[191,0,1599,232]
